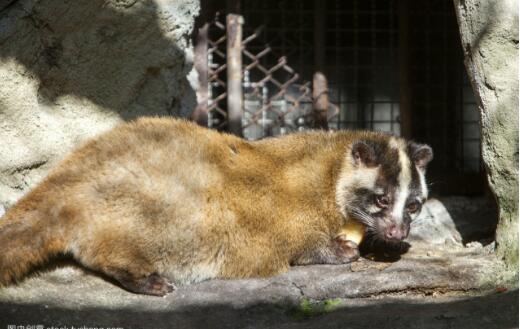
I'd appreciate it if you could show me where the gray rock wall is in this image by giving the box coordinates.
[0,0,200,207]
[453,0,519,269]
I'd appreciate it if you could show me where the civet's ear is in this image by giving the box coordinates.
[408,142,433,172]
[351,141,377,167]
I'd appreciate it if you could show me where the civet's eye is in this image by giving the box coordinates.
[406,202,420,213]
[375,195,389,208]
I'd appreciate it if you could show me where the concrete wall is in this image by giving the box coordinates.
[0,0,200,208]
[453,0,519,269]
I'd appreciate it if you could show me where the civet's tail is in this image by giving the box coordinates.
[0,193,67,286]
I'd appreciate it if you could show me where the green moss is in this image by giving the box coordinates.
[298,298,314,318]
[289,298,344,320]
[323,298,343,312]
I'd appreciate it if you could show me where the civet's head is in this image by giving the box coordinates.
[336,135,433,243]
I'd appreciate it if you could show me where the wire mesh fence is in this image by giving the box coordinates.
[193,12,338,140]
[238,0,482,194]
[194,0,484,194]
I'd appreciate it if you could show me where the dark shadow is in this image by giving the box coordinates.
[24,254,138,294]
[0,290,516,329]
[359,237,410,262]
[0,0,196,119]
[439,195,498,245]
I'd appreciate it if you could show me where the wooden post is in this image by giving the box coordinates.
[191,23,209,126]
[313,72,329,130]
[226,14,243,137]
[398,0,413,139]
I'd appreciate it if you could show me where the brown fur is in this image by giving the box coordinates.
[0,117,408,293]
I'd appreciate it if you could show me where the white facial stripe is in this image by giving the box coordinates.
[393,187,409,222]
[418,167,429,200]
[390,138,412,223]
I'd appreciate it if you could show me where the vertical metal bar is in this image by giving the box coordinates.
[313,0,325,72]
[191,23,209,127]
[442,1,449,170]
[226,14,244,137]
[313,72,330,129]
[299,2,304,76]
[425,2,432,146]
[313,0,329,130]
[398,0,413,139]
[390,2,395,134]
[226,0,240,15]
[390,1,397,135]
[334,0,341,130]
[370,0,375,131]
[354,0,364,129]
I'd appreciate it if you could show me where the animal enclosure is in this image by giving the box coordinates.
[194,0,484,196]
[0,0,516,327]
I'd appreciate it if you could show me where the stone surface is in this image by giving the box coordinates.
[453,0,519,269]
[0,254,517,329]
[0,197,516,328]
[408,198,463,246]
[0,0,199,208]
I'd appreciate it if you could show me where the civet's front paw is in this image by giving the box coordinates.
[332,235,360,263]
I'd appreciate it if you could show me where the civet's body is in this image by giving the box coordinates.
[0,118,432,295]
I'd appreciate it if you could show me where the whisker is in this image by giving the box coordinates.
[349,208,378,231]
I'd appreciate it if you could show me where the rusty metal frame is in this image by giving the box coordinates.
[194,12,338,139]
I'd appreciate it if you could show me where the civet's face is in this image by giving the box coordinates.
[336,136,433,243]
